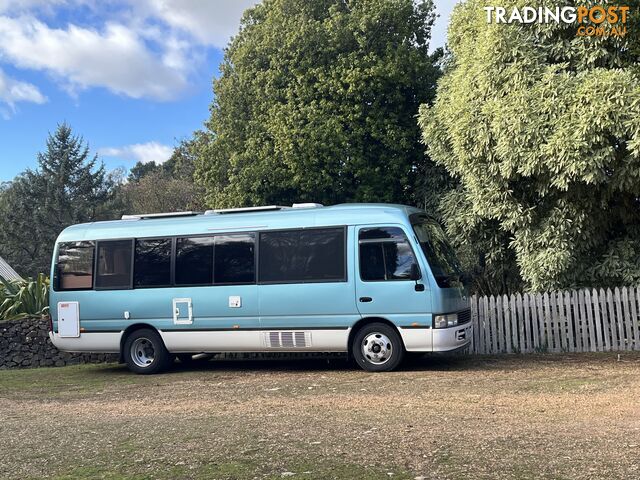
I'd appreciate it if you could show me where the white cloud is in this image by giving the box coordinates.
[0,16,188,100]
[0,67,46,111]
[99,142,173,164]
[139,0,260,48]
[0,1,261,104]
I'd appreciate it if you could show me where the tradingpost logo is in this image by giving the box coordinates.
[484,4,630,37]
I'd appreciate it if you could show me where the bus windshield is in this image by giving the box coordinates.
[411,215,464,288]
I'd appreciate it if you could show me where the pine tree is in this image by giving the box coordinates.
[0,123,115,276]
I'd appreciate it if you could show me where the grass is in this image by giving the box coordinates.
[1,353,640,479]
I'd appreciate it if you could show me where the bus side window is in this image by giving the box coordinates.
[134,238,172,287]
[214,234,255,284]
[56,241,95,290]
[258,228,345,283]
[95,240,133,289]
[176,236,214,285]
[358,227,417,281]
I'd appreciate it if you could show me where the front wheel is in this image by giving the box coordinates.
[352,322,404,372]
[123,328,172,374]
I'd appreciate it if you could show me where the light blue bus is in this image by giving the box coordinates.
[49,203,471,374]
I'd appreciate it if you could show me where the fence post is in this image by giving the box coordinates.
[591,288,603,352]
[632,286,640,351]
[512,294,522,353]
[483,295,491,354]
[521,293,531,353]
[607,289,619,350]
[564,291,575,352]
[502,295,512,353]
[621,287,633,352]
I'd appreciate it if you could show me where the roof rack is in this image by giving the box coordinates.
[205,203,324,215]
[292,203,323,209]
[121,211,199,220]
[205,205,289,215]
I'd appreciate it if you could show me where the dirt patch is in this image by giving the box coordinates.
[1,353,640,479]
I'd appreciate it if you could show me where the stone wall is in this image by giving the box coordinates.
[0,317,117,369]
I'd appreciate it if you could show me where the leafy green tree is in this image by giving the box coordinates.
[121,139,204,214]
[128,140,197,182]
[121,169,205,214]
[128,161,160,182]
[195,0,443,208]
[0,124,117,276]
[420,0,640,292]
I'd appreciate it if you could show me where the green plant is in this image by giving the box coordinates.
[194,0,444,208]
[419,0,640,291]
[0,273,49,321]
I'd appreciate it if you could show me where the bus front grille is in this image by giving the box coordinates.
[457,309,471,325]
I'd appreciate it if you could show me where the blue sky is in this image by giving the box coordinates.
[0,0,457,182]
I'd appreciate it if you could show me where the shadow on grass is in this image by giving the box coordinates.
[42,351,636,379]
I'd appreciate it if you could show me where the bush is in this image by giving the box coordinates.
[0,274,49,321]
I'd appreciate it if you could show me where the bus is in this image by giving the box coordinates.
[49,203,471,374]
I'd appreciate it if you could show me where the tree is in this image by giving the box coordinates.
[128,161,160,182]
[0,124,118,276]
[121,139,204,214]
[121,169,205,214]
[194,0,443,208]
[419,0,640,292]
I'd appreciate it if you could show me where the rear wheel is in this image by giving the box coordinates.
[123,328,172,374]
[352,322,404,372]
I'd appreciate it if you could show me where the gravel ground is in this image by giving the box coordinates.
[1,353,639,479]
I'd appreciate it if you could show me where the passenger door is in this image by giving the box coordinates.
[354,225,432,329]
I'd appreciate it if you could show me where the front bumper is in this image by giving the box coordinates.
[432,322,472,352]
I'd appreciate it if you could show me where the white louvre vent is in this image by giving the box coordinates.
[264,331,311,348]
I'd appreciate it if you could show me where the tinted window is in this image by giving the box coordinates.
[359,243,385,281]
[259,228,345,283]
[359,227,417,281]
[215,234,255,284]
[176,237,214,285]
[95,240,132,289]
[57,241,94,290]
[134,238,172,287]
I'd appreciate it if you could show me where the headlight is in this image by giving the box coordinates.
[433,313,458,328]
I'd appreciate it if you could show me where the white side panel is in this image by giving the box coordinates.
[399,327,433,352]
[57,301,80,338]
[49,332,122,353]
[160,329,350,353]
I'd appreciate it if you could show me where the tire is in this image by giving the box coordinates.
[123,328,172,375]
[352,322,404,372]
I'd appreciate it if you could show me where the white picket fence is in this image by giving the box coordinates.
[469,286,640,354]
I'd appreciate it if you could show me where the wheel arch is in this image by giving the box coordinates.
[347,317,404,358]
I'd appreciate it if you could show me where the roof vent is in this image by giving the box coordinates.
[121,211,198,220]
[292,203,324,209]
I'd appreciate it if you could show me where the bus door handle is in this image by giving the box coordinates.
[359,297,373,303]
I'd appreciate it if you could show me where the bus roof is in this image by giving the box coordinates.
[56,203,425,243]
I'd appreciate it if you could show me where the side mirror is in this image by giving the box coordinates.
[410,263,421,281]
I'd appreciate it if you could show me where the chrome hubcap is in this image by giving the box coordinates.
[131,338,155,368]
[361,332,392,365]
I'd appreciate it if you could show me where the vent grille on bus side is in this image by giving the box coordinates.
[264,331,311,348]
